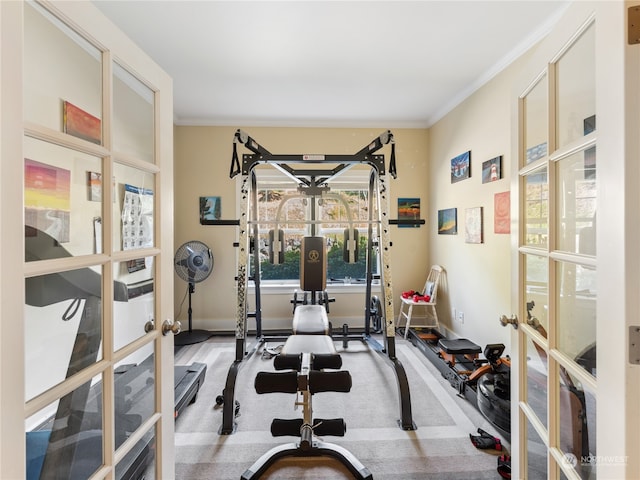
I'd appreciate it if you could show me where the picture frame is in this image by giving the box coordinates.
[465,207,483,243]
[450,151,471,183]
[24,158,71,242]
[200,196,221,224]
[88,171,102,202]
[63,100,102,145]
[437,208,457,235]
[397,197,421,228]
[526,142,547,164]
[482,156,502,184]
[494,191,510,234]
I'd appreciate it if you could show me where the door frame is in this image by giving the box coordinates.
[510,2,639,478]
[0,1,175,478]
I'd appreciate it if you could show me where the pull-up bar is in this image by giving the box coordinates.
[229,129,397,179]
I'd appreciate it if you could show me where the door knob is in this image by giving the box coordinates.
[499,314,518,329]
[144,319,155,333]
[162,319,182,336]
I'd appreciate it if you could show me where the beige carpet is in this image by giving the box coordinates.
[174,335,509,479]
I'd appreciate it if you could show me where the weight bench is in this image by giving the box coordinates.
[243,331,372,480]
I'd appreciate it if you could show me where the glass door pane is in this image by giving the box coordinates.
[24,137,103,257]
[26,373,104,480]
[523,168,549,248]
[556,150,597,255]
[556,23,595,149]
[524,75,548,165]
[25,266,104,401]
[113,64,155,162]
[24,2,102,143]
[113,163,155,253]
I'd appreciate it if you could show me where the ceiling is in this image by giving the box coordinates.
[93,1,570,129]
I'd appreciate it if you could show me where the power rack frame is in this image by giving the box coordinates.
[219,129,417,434]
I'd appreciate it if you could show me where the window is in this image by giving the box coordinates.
[250,166,379,285]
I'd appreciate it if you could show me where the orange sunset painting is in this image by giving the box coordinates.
[24,158,71,242]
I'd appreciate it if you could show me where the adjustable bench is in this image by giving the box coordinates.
[242,332,372,480]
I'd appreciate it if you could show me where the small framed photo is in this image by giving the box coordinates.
[88,171,102,202]
[482,156,502,183]
[398,198,421,228]
[63,100,101,145]
[200,196,221,224]
[451,151,471,183]
[465,207,483,244]
[438,208,457,235]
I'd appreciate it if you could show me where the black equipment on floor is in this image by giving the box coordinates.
[174,240,214,345]
[404,327,512,438]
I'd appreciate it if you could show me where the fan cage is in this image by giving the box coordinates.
[174,240,213,284]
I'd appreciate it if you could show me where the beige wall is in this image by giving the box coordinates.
[427,52,535,352]
[174,126,429,331]
[174,51,534,351]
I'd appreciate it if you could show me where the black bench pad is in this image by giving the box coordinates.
[438,338,481,355]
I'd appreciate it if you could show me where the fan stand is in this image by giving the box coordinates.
[174,281,213,346]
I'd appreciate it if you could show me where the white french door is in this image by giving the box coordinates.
[511,2,639,479]
[1,1,175,479]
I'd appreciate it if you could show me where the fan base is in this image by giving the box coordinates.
[174,329,214,346]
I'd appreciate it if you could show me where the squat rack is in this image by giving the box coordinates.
[219,129,416,434]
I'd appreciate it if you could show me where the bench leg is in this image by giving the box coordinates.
[241,440,373,480]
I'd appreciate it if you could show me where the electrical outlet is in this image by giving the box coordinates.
[457,311,464,324]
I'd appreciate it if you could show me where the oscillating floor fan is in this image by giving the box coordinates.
[174,240,214,346]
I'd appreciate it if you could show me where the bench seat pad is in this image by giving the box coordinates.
[282,335,336,355]
[292,305,329,335]
[438,338,481,355]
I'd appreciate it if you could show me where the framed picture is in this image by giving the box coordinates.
[24,158,71,242]
[63,100,101,145]
[450,151,471,183]
[465,207,483,243]
[526,142,547,164]
[200,196,221,224]
[437,208,457,235]
[482,156,502,183]
[88,171,102,201]
[494,191,510,234]
[397,197,420,228]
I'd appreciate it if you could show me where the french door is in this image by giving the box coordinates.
[512,2,638,479]
[1,1,176,479]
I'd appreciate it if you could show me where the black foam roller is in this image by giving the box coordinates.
[255,371,298,394]
[270,418,303,437]
[273,354,302,371]
[309,370,352,393]
[312,353,342,370]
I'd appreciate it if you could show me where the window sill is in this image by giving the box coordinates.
[248,282,378,295]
